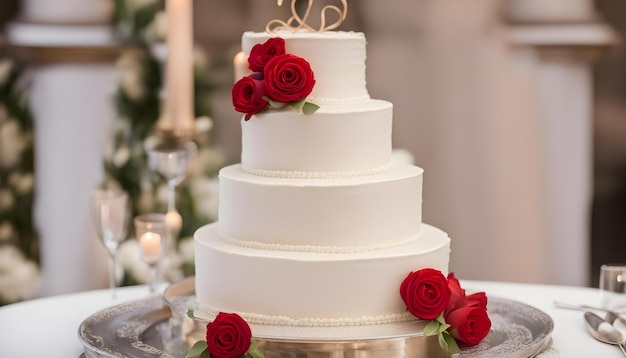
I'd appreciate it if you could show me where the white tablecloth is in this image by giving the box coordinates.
[0,280,620,357]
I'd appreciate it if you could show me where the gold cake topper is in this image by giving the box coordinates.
[266,0,348,33]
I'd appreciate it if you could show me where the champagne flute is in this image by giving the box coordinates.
[91,189,129,299]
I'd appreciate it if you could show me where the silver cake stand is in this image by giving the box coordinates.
[78,277,554,358]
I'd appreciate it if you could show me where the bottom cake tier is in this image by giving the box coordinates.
[194,223,450,327]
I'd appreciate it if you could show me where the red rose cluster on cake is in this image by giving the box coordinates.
[401,269,491,352]
[232,37,317,121]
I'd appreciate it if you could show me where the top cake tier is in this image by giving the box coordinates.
[241,31,370,105]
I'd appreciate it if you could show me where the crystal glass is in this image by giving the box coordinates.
[600,264,626,311]
[147,144,192,244]
[91,189,129,299]
[134,213,167,293]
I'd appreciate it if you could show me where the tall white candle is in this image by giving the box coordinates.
[161,0,195,137]
[140,232,162,263]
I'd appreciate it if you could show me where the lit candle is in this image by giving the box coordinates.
[140,232,162,263]
[233,51,249,81]
[159,0,195,139]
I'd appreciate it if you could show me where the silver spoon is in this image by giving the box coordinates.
[584,311,626,356]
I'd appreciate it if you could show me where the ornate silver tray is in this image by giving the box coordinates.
[78,278,554,358]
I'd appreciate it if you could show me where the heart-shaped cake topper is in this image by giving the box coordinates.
[266,0,348,33]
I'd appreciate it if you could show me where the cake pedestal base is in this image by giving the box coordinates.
[79,278,554,358]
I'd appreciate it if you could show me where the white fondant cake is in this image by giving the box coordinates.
[194,30,451,328]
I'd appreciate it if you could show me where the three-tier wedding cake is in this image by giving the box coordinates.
[194,5,451,327]
[192,3,471,356]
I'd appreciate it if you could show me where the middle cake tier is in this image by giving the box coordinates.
[241,99,393,178]
[218,163,423,251]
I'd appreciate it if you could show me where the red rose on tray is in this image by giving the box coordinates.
[263,54,316,104]
[232,73,269,121]
[206,312,252,358]
[444,273,491,346]
[248,37,286,72]
[400,268,451,320]
[400,269,491,354]
[445,305,491,346]
[445,273,487,314]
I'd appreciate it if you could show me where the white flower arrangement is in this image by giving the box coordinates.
[0,245,40,304]
[108,0,223,286]
[0,53,39,306]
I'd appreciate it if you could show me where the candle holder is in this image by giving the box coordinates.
[134,213,167,293]
[147,142,194,244]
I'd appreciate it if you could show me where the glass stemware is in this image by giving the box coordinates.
[91,189,129,299]
[134,213,167,293]
[148,145,190,211]
[148,143,192,248]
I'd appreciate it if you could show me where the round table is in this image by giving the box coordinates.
[0,280,619,357]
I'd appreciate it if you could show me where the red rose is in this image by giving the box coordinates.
[248,37,286,72]
[400,268,451,320]
[445,273,487,316]
[446,306,491,346]
[205,312,252,358]
[232,73,268,120]
[263,54,316,103]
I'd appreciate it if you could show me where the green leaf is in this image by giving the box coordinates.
[438,331,449,351]
[247,348,265,358]
[441,331,460,354]
[302,102,320,115]
[264,96,288,109]
[185,341,208,358]
[187,307,195,319]
[289,99,306,110]
[424,319,441,337]
[246,339,265,358]
[435,312,446,325]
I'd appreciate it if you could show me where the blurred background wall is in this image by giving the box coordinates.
[1,0,625,295]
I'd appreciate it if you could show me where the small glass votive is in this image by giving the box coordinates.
[134,213,167,293]
[600,264,626,311]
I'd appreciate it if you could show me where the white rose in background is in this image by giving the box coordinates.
[8,172,34,195]
[0,120,25,168]
[0,245,40,303]
[0,222,14,242]
[116,50,148,101]
[112,145,131,168]
[0,189,15,214]
[143,10,166,43]
[0,59,13,87]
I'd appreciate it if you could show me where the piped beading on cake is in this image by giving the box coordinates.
[218,229,421,254]
[196,303,416,327]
